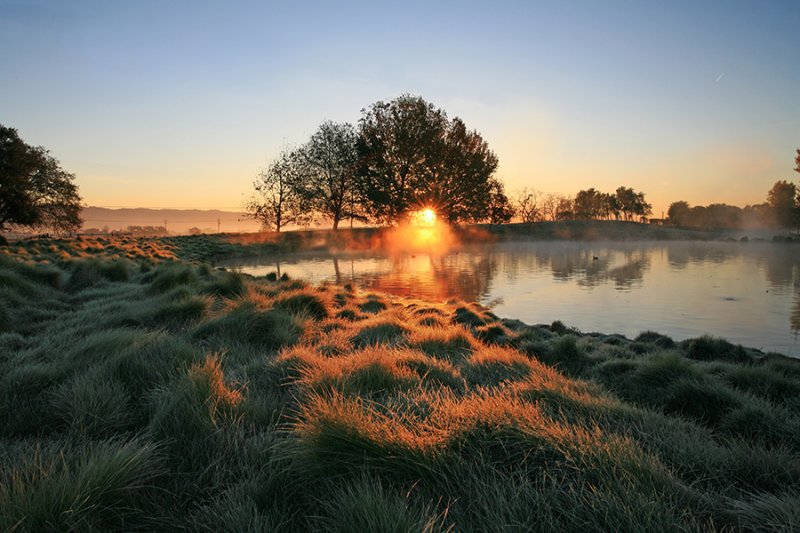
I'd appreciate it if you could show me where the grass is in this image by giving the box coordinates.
[1,242,800,531]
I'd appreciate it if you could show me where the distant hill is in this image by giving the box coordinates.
[81,207,262,234]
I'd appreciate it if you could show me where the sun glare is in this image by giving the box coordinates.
[412,208,437,227]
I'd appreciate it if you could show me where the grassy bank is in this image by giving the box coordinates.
[3,220,734,266]
[2,249,800,531]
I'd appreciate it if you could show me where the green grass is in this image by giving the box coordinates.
[1,249,800,531]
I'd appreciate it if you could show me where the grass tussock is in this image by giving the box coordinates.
[1,248,800,530]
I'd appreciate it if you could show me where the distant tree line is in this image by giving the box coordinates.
[508,186,652,223]
[668,176,800,233]
[246,95,511,231]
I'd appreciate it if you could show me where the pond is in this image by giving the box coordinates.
[224,241,800,357]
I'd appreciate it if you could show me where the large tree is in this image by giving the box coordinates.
[615,186,651,222]
[297,121,362,230]
[245,148,310,232]
[357,95,500,224]
[487,179,514,224]
[795,148,799,174]
[667,201,691,227]
[767,180,799,230]
[574,188,606,220]
[0,125,82,232]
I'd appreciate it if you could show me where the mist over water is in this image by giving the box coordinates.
[225,241,800,357]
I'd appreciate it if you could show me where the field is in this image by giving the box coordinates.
[2,229,800,531]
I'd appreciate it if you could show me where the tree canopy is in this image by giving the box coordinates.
[795,148,799,174]
[357,95,503,224]
[0,125,82,232]
[245,148,310,232]
[296,121,361,230]
[767,180,799,230]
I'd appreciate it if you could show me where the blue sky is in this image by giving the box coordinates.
[1,0,798,215]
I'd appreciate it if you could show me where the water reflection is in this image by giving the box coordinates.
[355,254,498,301]
[224,241,800,355]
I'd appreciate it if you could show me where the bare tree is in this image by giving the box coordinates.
[245,148,310,232]
[540,193,563,221]
[512,188,541,223]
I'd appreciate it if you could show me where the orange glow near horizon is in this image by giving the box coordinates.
[410,208,437,227]
[383,209,456,255]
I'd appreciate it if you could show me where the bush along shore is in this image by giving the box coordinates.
[2,246,800,531]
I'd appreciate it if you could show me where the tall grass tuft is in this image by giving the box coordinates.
[352,321,409,348]
[65,258,130,291]
[274,291,330,320]
[194,302,301,350]
[310,476,446,533]
[0,438,164,532]
[148,355,241,475]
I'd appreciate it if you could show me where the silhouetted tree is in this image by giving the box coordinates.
[0,125,82,232]
[767,180,799,231]
[741,203,773,228]
[487,179,514,224]
[297,121,362,230]
[357,95,499,224]
[667,201,691,227]
[602,193,620,220]
[556,197,575,220]
[795,148,800,174]
[541,193,561,221]
[574,188,606,219]
[633,191,653,221]
[512,188,541,223]
[246,148,310,232]
[614,186,638,221]
[614,186,651,222]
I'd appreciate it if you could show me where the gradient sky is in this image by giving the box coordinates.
[1,0,798,217]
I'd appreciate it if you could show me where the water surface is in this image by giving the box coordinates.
[225,241,800,357]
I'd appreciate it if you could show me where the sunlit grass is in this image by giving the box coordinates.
[1,244,800,530]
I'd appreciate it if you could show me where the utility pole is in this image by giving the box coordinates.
[163,219,168,234]
[217,218,221,233]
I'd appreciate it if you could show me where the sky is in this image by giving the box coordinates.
[1,0,798,218]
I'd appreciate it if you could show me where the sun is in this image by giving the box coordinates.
[412,208,437,227]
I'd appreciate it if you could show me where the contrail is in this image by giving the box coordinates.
[715,73,725,83]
